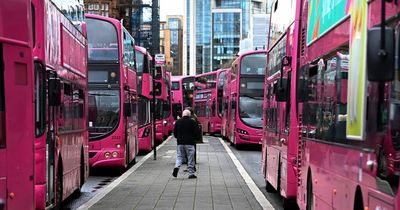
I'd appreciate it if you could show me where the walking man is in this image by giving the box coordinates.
[172,109,199,179]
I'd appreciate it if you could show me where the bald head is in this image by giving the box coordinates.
[182,110,191,117]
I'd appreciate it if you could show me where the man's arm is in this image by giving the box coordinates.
[174,121,178,138]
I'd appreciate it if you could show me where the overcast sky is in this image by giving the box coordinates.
[160,0,184,21]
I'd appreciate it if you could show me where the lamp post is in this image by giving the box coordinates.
[152,62,157,160]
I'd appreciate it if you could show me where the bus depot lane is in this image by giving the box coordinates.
[64,135,283,210]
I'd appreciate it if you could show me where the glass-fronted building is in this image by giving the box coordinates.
[212,10,241,70]
[168,17,183,75]
[185,0,267,74]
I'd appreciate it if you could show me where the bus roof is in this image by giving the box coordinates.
[85,14,121,27]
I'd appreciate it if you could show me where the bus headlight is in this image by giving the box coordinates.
[104,152,111,159]
[116,144,121,148]
[112,151,118,158]
[237,128,249,135]
[163,120,167,126]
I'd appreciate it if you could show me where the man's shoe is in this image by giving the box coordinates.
[188,175,197,179]
[172,167,179,177]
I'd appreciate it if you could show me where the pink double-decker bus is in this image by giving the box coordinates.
[261,0,299,208]
[227,50,267,147]
[262,0,400,209]
[0,0,35,209]
[171,76,195,119]
[33,1,89,209]
[294,0,400,209]
[163,71,174,138]
[86,14,138,169]
[194,69,227,135]
[154,64,167,143]
[136,46,154,153]
[221,70,231,140]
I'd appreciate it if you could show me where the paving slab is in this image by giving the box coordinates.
[84,136,269,210]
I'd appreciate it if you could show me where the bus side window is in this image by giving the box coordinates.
[34,62,46,137]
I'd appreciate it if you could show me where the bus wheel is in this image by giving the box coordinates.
[306,173,313,210]
[80,149,85,188]
[353,187,364,210]
[54,163,63,210]
[283,198,297,210]
[265,180,276,192]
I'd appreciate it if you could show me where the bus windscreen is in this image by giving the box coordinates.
[87,18,119,62]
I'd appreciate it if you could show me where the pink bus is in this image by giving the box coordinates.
[221,70,231,140]
[86,14,138,169]
[261,0,299,208]
[262,0,400,209]
[227,50,267,147]
[295,1,400,209]
[163,71,174,138]
[33,1,89,209]
[136,46,154,153]
[171,76,195,119]
[0,0,35,209]
[154,65,168,143]
[194,69,227,134]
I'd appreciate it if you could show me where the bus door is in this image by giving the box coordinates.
[264,77,281,189]
[229,93,236,142]
[1,43,35,209]
[46,71,61,206]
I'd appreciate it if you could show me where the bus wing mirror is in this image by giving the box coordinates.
[367,27,395,82]
[124,103,132,117]
[48,77,61,106]
[274,78,288,102]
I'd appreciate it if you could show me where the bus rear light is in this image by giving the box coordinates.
[8,192,14,199]
[104,152,111,159]
[237,129,249,135]
[143,128,150,137]
[112,152,118,158]
[116,144,121,148]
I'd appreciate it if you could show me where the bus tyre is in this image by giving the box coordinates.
[54,165,63,210]
[282,198,297,210]
[80,150,85,189]
[265,180,276,193]
[306,174,313,210]
[353,187,364,210]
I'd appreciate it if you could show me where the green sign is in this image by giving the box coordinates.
[307,0,351,44]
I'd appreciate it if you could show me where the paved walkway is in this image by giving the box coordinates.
[81,137,272,210]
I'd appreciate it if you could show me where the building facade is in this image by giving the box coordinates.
[131,0,160,55]
[84,0,132,32]
[184,0,268,75]
[160,16,184,76]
